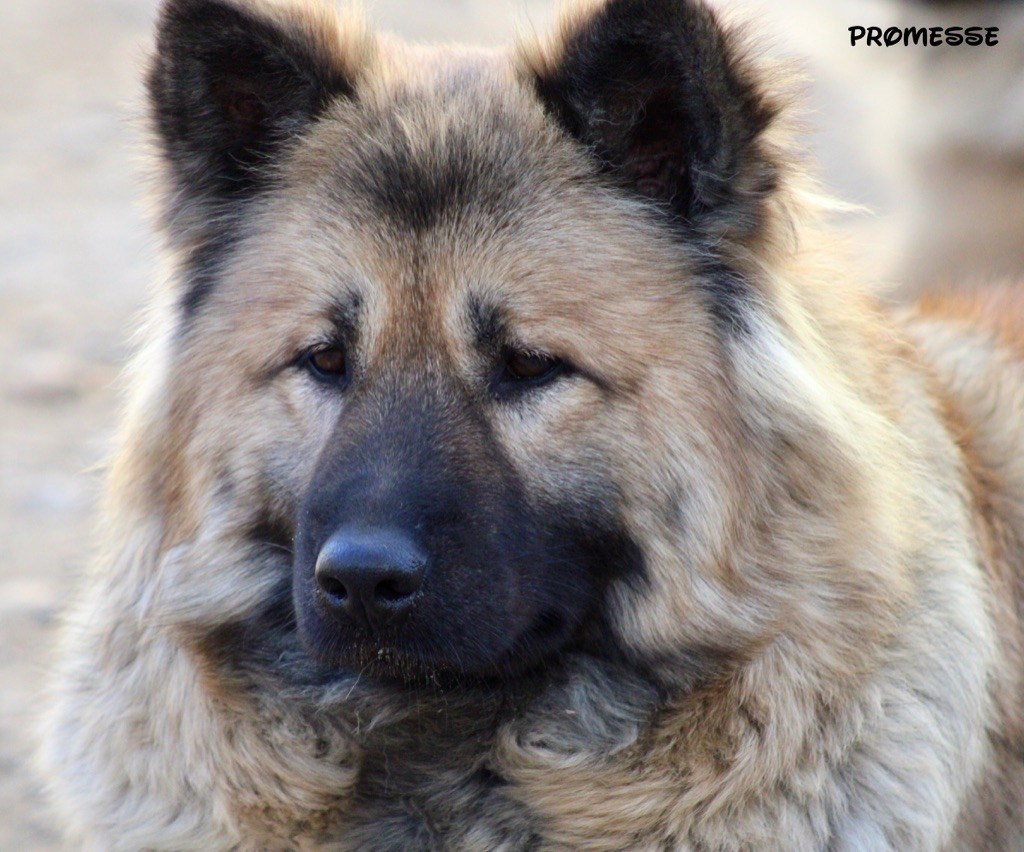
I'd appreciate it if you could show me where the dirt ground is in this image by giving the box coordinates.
[2,0,1020,848]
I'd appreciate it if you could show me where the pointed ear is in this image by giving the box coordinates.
[522,0,780,237]
[147,0,364,212]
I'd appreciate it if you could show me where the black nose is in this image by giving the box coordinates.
[314,527,427,629]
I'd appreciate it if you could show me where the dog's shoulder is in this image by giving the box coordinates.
[903,282,1024,844]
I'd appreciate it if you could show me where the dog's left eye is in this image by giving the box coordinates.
[495,349,566,395]
[302,345,348,385]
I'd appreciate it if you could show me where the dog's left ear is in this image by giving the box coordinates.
[147,0,367,213]
[523,0,780,235]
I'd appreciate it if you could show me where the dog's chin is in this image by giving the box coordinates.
[300,608,580,688]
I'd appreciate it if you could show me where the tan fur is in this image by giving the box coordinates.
[40,1,1023,849]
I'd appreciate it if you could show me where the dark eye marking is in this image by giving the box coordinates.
[492,348,570,398]
[300,344,349,387]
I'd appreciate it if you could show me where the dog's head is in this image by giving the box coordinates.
[142,0,897,690]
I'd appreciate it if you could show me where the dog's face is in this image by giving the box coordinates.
[147,0,788,685]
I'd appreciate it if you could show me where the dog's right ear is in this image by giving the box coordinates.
[147,0,363,217]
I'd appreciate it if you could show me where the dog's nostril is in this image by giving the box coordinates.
[376,577,418,602]
[318,575,348,600]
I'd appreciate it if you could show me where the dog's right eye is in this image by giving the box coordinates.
[302,345,348,385]
[505,350,561,382]
[491,348,569,399]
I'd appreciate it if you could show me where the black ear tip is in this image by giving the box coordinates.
[153,0,240,42]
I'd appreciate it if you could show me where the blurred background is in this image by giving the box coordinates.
[1,0,1021,847]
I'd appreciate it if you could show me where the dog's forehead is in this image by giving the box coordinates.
[228,39,698,363]
[259,50,594,299]
[283,40,577,234]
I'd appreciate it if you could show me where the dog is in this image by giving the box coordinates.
[40,0,1024,848]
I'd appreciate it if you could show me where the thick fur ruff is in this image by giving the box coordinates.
[41,0,1023,849]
